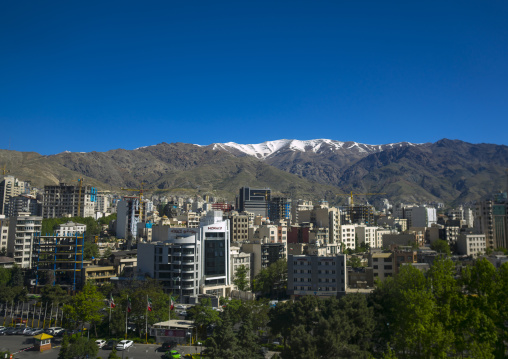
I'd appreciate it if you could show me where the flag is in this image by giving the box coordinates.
[170,297,174,311]
[147,297,152,312]
[110,294,116,308]
[127,297,132,313]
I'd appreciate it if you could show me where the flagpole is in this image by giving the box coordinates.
[42,302,47,329]
[49,303,53,327]
[125,298,128,340]
[32,302,36,327]
[145,294,148,344]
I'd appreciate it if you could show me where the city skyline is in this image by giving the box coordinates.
[1,1,507,154]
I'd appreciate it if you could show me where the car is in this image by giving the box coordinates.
[175,304,186,310]
[31,329,44,335]
[23,327,35,335]
[55,329,69,337]
[103,340,118,350]
[47,327,64,335]
[95,339,106,348]
[13,327,26,335]
[4,327,17,335]
[160,341,177,352]
[179,310,187,317]
[116,340,133,350]
[168,349,182,359]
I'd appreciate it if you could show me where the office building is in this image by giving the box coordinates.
[287,254,347,299]
[42,183,97,218]
[237,187,271,217]
[137,211,231,302]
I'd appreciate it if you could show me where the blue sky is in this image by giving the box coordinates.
[1,0,507,154]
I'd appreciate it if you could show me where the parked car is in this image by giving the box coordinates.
[179,310,187,317]
[23,327,35,335]
[160,341,177,352]
[175,304,186,310]
[103,340,118,350]
[55,329,69,337]
[95,339,107,348]
[47,327,64,335]
[163,350,181,359]
[5,328,17,335]
[13,327,26,335]
[31,329,44,335]
[116,340,133,350]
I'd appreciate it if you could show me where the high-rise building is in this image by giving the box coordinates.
[6,194,40,217]
[0,216,8,253]
[116,197,148,240]
[237,187,271,217]
[7,213,42,268]
[0,176,29,216]
[268,197,291,222]
[137,210,232,302]
[42,183,96,218]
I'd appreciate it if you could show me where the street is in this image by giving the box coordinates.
[0,335,204,359]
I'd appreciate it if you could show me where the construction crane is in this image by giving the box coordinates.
[336,191,386,207]
[120,183,146,222]
[1,164,9,176]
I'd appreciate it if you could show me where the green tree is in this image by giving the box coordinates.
[64,281,105,334]
[0,267,12,286]
[430,239,451,256]
[10,264,23,287]
[41,284,70,306]
[205,308,240,358]
[237,311,262,358]
[233,265,250,291]
[84,241,99,260]
[108,348,121,359]
[253,259,287,298]
[188,297,220,339]
[347,256,364,268]
[67,336,99,359]
[102,247,113,259]
[58,334,71,359]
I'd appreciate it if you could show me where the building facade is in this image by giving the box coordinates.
[42,183,96,218]
[7,213,42,268]
[287,254,347,298]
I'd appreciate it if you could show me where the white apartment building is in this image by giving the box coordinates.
[7,213,42,268]
[0,176,28,216]
[230,246,252,289]
[376,229,393,248]
[356,225,379,248]
[457,233,487,258]
[340,224,356,250]
[0,215,8,252]
[55,222,86,236]
[404,206,437,228]
[95,193,112,213]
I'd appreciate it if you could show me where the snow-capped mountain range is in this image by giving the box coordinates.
[209,139,421,160]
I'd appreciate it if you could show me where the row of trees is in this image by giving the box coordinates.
[208,257,508,358]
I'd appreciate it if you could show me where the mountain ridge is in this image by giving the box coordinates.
[1,138,507,206]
